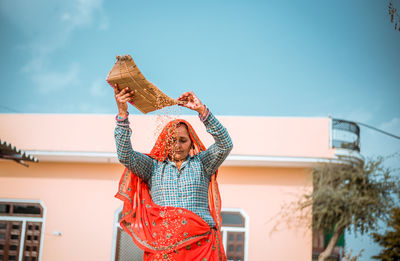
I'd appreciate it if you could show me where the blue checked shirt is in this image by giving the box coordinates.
[114,111,233,227]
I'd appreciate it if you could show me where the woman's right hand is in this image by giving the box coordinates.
[114,84,134,118]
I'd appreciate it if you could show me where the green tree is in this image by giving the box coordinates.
[371,193,400,261]
[298,156,399,261]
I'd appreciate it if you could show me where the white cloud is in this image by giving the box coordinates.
[33,64,80,94]
[1,0,108,95]
[61,13,72,22]
[90,77,109,97]
[61,0,108,30]
[0,0,107,35]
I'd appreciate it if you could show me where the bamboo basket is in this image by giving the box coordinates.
[106,55,180,114]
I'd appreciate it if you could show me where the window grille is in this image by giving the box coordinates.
[113,211,143,261]
[23,222,42,261]
[115,227,143,261]
[225,231,245,261]
[0,201,44,261]
[0,221,22,261]
[0,203,43,218]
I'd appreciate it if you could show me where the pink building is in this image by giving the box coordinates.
[0,113,361,261]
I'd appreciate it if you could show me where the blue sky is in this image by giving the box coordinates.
[1,0,399,259]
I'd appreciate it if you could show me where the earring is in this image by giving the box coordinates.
[189,145,195,157]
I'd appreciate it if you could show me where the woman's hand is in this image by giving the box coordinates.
[177,91,205,115]
[114,84,134,118]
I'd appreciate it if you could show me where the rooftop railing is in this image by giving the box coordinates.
[331,118,360,152]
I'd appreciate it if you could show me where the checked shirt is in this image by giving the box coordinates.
[114,111,233,227]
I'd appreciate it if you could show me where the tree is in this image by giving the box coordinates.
[389,0,400,32]
[297,156,399,261]
[371,193,400,260]
[342,249,364,261]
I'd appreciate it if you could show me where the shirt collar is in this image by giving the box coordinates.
[165,156,192,169]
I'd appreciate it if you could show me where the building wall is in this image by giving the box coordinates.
[0,113,333,260]
[220,166,312,261]
[0,161,122,261]
[0,114,335,159]
[0,161,312,261]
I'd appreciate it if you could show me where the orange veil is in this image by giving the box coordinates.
[115,119,226,261]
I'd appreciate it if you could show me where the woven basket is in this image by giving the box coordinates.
[106,55,179,114]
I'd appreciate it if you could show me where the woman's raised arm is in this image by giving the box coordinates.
[114,84,133,118]
[177,91,233,179]
[113,84,154,181]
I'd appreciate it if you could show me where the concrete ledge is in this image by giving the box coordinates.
[18,149,363,167]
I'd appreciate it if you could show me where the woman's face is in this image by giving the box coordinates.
[168,124,192,162]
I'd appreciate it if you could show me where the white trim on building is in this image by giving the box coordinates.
[22,150,363,167]
[111,205,123,261]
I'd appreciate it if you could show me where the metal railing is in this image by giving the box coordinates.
[331,119,360,152]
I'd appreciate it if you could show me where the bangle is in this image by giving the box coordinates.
[116,112,129,122]
[199,106,210,122]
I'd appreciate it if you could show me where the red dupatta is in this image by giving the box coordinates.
[115,119,226,261]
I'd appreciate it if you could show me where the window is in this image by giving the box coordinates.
[111,208,143,261]
[111,208,249,261]
[221,209,248,261]
[0,200,45,261]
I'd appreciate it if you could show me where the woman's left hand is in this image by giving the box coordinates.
[177,91,206,115]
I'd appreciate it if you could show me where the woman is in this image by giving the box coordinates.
[114,86,233,261]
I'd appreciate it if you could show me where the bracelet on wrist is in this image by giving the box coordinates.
[116,112,129,122]
[199,106,210,122]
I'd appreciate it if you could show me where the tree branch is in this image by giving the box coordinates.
[389,0,400,32]
[318,225,345,261]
